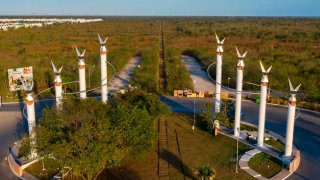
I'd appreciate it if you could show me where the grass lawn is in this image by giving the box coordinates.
[100,113,256,179]
[25,113,284,180]
[220,120,257,132]
[265,139,285,151]
[25,157,59,180]
[165,113,254,180]
[96,149,158,180]
[248,153,282,178]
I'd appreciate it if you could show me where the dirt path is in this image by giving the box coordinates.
[159,20,167,93]
[181,55,215,92]
[158,117,169,179]
[108,56,141,93]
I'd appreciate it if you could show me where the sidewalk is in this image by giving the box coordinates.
[218,125,294,179]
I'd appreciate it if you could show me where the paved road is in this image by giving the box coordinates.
[0,55,318,179]
[0,99,54,179]
[162,96,320,179]
[174,55,320,179]
[182,55,215,92]
[162,97,320,179]
[0,56,141,179]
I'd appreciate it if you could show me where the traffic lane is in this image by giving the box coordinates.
[162,97,320,179]
[0,100,54,179]
[0,104,23,180]
[241,101,320,179]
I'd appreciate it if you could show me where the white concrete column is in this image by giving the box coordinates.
[26,94,37,158]
[234,47,247,137]
[79,63,86,99]
[51,62,63,109]
[214,33,225,114]
[98,34,108,103]
[284,79,301,157]
[76,47,87,99]
[257,61,272,147]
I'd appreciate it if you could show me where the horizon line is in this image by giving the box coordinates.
[0,15,320,18]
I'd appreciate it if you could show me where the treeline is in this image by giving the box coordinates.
[164,17,320,101]
[0,20,160,99]
[0,17,319,103]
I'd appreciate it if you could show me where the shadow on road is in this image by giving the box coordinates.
[14,90,28,138]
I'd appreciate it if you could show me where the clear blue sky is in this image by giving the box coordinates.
[0,0,319,16]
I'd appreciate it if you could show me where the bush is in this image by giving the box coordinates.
[131,48,159,92]
[196,164,216,179]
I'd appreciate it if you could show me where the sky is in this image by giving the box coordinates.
[0,0,319,16]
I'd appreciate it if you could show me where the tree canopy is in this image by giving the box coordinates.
[29,89,169,180]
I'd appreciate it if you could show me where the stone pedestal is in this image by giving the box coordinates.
[214,127,219,136]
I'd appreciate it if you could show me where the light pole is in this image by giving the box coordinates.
[4,68,8,98]
[41,157,45,171]
[228,77,231,88]
[236,127,240,173]
[88,66,95,89]
[193,100,195,131]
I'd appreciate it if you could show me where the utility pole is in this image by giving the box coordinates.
[88,66,95,89]
[4,68,8,98]
[193,100,195,131]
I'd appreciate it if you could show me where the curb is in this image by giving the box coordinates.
[7,141,39,180]
[239,150,267,180]
[218,124,299,180]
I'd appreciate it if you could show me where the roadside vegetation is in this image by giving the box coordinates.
[131,48,159,92]
[164,48,193,94]
[164,17,320,105]
[1,17,319,105]
[22,89,169,180]
[265,138,285,151]
[165,113,254,179]
[0,19,160,99]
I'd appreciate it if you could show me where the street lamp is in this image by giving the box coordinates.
[88,66,95,89]
[236,127,240,173]
[193,100,195,131]
[228,77,231,88]
[41,157,46,171]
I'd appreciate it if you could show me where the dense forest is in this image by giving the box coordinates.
[0,17,319,102]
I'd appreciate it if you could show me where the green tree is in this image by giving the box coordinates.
[29,90,167,180]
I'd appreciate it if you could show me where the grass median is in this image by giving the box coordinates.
[248,153,282,178]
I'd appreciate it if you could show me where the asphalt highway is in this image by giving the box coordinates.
[0,99,54,179]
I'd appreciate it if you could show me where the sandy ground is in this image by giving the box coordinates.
[181,55,215,92]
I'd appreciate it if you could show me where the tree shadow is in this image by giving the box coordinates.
[158,149,196,180]
[14,90,28,138]
[97,166,141,180]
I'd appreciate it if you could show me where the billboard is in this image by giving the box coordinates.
[8,66,33,92]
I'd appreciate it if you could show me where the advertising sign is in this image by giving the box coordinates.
[8,66,33,92]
